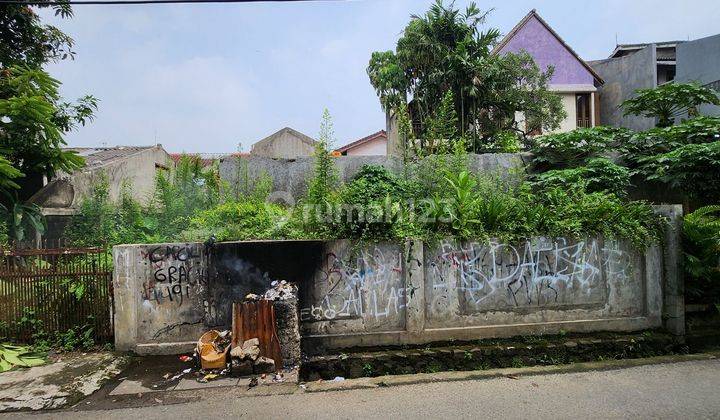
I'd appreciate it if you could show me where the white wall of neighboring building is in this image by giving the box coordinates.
[344,136,387,156]
[552,92,578,134]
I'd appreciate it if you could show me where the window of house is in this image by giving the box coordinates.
[576,93,591,128]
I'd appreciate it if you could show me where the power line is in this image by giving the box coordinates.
[1,0,337,5]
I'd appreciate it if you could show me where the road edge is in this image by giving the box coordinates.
[302,352,720,393]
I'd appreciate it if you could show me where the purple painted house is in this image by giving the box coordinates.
[493,10,604,133]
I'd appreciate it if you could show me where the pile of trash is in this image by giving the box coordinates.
[243,280,297,302]
[262,280,298,301]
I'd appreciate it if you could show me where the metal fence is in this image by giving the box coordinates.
[0,244,113,343]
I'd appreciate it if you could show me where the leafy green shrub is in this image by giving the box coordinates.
[338,165,417,239]
[181,201,291,242]
[66,175,152,246]
[152,155,221,240]
[423,90,460,155]
[638,141,720,201]
[532,187,664,248]
[14,308,96,352]
[0,192,45,243]
[683,206,720,303]
[531,127,631,167]
[482,131,522,153]
[623,116,720,167]
[65,174,116,247]
[442,170,481,238]
[533,157,631,197]
[620,82,720,127]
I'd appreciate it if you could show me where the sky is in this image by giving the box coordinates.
[39,0,720,153]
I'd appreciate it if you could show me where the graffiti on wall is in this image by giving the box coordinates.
[428,238,632,311]
[301,247,405,322]
[140,245,206,307]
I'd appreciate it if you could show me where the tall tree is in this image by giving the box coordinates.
[0,1,75,69]
[367,0,564,151]
[0,2,96,191]
[0,1,96,241]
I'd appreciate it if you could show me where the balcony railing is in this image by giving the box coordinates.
[577,118,591,128]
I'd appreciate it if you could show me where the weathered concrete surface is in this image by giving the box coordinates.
[299,240,407,336]
[114,240,324,355]
[219,154,529,203]
[15,357,720,419]
[31,146,172,210]
[676,33,720,118]
[0,352,129,412]
[250,127,316,159]
[113,243,208,354]
[590,44,657,130]
[655,205,685,336]
[301,237,663,351]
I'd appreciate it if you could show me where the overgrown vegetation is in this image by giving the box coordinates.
[683,206,720,304]
[11,308,98,353]
[63,109,667,252]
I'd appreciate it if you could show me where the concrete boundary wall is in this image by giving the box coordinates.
[300,237,664,352]
[219,154,530,202]
[113,217,682,355]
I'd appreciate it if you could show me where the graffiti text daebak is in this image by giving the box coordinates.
[428,238,630,310]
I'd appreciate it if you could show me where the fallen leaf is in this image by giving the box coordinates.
[506,374,519,380]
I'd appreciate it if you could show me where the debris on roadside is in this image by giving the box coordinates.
[199,373,218,383]
[229,337,276,376]
[178,355,192,362]
[197,330,231,370]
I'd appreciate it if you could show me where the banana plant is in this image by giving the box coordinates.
[0,343,47,372]
[445,170,480,237]
[0,192,46,243]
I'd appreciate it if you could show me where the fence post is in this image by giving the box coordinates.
[112,245,138,351]
[654,205,685,338]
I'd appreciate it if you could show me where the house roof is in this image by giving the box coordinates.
[335,130,387,153]
[609,41,685,60]
[64,146,158,170]
[253,127,317,149]
[168,153,248,167]
[492,9,604,84]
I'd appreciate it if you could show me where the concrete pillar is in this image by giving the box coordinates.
[113,245,139,352]
[654,205,685,337]
[386,110,400,157]
[404,239,425,335]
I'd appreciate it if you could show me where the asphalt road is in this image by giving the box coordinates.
[6,359,720,419]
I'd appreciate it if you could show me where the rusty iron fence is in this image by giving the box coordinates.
[0,242,113,343]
